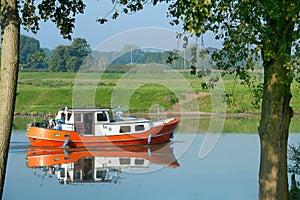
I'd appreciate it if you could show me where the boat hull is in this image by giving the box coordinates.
[27,118,180,147]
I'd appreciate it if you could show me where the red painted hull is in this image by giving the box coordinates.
[27,118,180,147]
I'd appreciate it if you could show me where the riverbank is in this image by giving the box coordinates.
[14,72,300,117]
[12,112,300,133]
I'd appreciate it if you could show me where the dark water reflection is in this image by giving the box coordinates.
[4,130,300,200]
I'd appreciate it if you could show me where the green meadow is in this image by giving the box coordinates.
[15,71,300,115]
[14,71,300,133]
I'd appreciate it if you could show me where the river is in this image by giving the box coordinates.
[3,129,300,200]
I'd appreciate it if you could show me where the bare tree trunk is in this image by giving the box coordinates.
[0,0,20,198]
[258,54,293,199]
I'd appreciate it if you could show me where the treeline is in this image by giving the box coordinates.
[19,35,90,72]
[3,35,265,73]
[16,35,217,73]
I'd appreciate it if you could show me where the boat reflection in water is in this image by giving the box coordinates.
[26,143,179,184]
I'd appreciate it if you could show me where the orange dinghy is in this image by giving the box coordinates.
[26,107,180,147]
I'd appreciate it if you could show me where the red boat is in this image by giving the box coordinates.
[26,107,180,147]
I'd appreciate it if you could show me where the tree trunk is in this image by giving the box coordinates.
[0,0,20,198]
[258,52,293,199]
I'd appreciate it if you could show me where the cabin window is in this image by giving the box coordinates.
[96,170,108,180]
[75,113,82,122]
[119,158,131,165]
[135,159,145,165]
[67,113,72,121]
[135,124,145,132]
[120,126,131,133]
[61,113,65,120]
[97,112,108,122]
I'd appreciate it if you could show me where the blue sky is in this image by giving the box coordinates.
[21,1,222,51]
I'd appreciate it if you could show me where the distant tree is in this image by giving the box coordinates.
[68,38,91,71]
[19,35,46,70]
[47,45,68,72]
[66,56,81,72]
[47,38,90,72]
[70,38,90,58]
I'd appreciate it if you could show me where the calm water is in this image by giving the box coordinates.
[3,130,300,200]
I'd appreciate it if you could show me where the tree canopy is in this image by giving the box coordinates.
[19,35,46,69]
[106,0,299,77]
[46,38,91,72]
[20,0,85,40]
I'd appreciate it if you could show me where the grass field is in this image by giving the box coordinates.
[15,71,300,116]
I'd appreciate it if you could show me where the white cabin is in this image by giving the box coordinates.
[53,107,151,136]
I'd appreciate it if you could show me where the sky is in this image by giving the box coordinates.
[20,1,222,51]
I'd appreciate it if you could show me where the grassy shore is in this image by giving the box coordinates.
[15,71,300,115]
[12,115,300,133]
[14,70,300,132]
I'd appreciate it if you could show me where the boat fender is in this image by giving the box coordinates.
[148,134,152,145]
[62,139,70,148]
